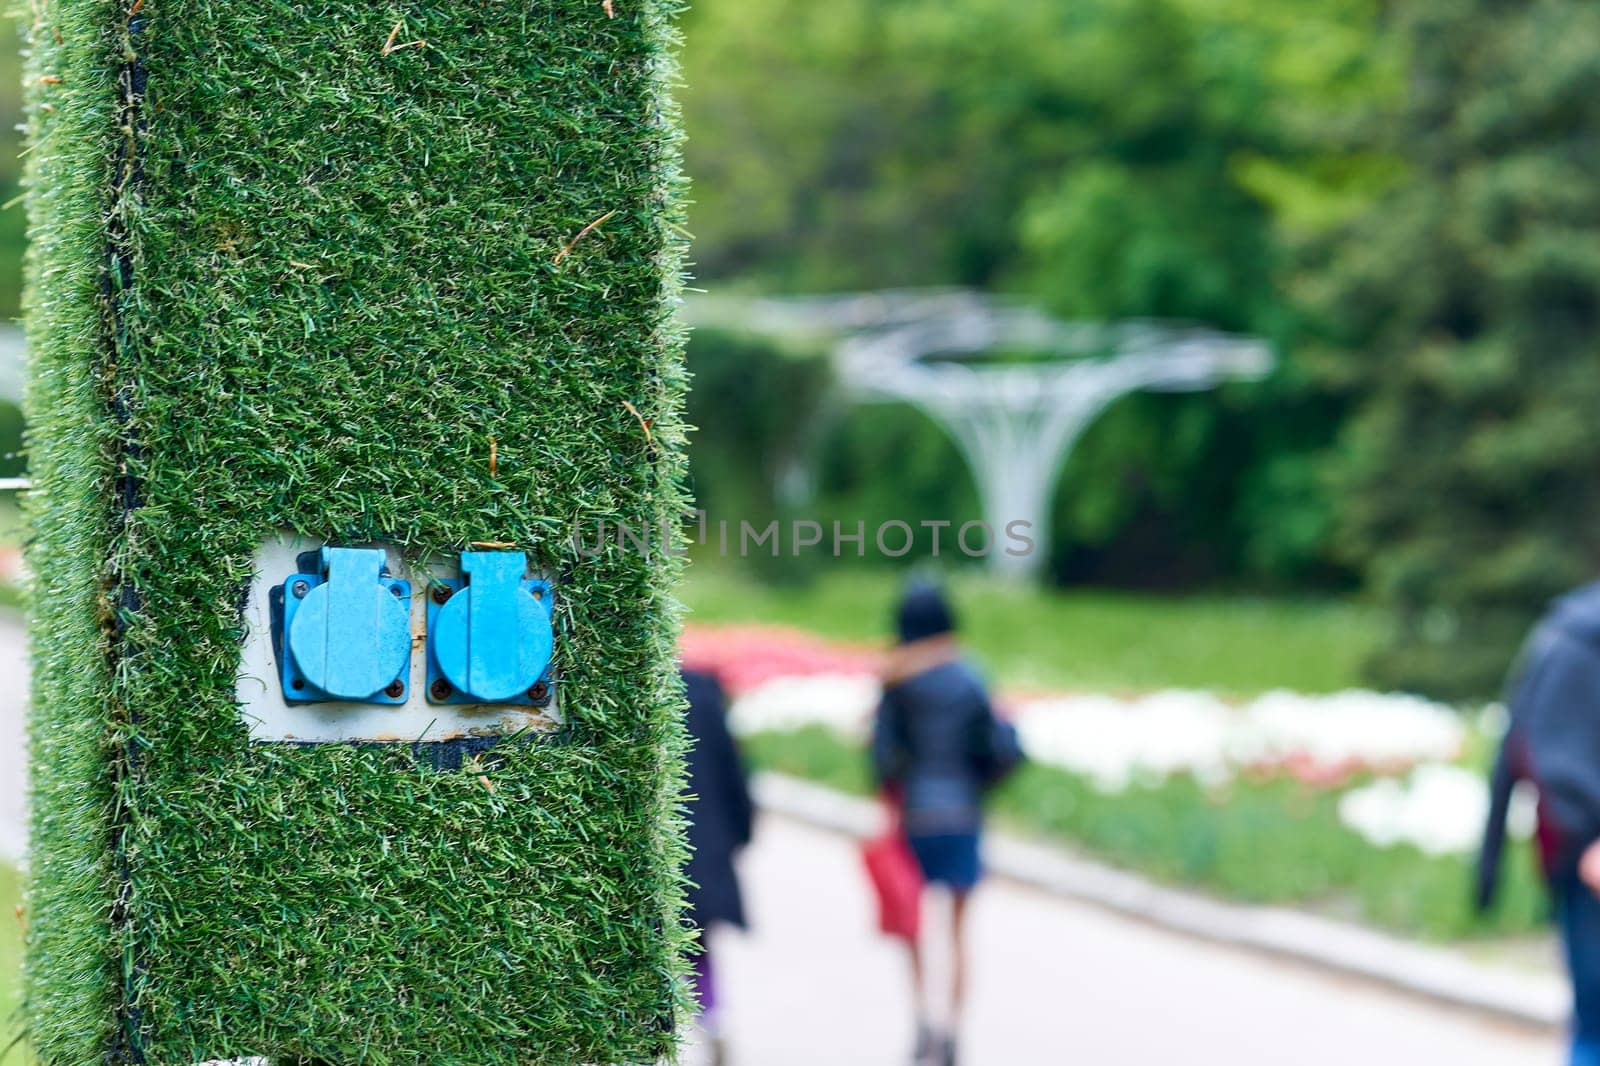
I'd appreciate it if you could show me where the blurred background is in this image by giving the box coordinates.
[0,0,1594,1061]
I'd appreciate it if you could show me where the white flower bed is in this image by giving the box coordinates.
[1014,688,1466,792]
[1014,690,1234,791]
[727,673,880,738]
[1337,765,1534,855]
[727,669,1510,855]
[1237,690,1465,768]
[733,675,1465,782]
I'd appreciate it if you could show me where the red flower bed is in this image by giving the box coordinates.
[681,623,882,695]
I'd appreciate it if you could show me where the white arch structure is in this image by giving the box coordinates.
[687,290,1272,578]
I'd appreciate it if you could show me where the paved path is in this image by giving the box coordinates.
[697,814,1561,1065]
[0,614,1565,1063]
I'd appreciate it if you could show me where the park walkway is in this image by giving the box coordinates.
[694,814,1559,1065]
[0,614,1562,1063]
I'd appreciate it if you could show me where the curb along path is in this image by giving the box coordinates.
[753,771,1567,1033]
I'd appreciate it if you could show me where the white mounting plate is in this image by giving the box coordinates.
[235,534,559,743]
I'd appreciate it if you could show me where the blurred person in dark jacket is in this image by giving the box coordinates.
[682,667,754,1065]
[872,581,1021,1066]
[1479,581,1600,1066]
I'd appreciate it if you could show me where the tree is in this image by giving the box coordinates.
[1320,0,1600,698]
[679,0,1396,588]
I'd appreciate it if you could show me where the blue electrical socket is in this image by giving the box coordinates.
[426,551,554,706]
[278,546,412,705]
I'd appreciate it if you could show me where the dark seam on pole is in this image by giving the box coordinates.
[101,3,149,1061]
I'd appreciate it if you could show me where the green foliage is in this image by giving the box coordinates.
[680,0,1045,290]
[683,327,1349,590]
[809,403,981,563]
[1021,160,1275,330]
[744,725,1548,940]
[23,0,690,1062]
[685,329,984,579]
[684,328,831,521]
[680,0,1394,295]
[678,0,1400,590]
[1006,0,1283,332]
[1048,364,1355,589]
[683,566,1381,695]
[0,405,25,480]
[1319,0,1600,698]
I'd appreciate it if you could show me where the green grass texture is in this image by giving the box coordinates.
[21,0,691,1061]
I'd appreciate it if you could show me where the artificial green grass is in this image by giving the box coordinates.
[742,725,1550,941]
[22,1,690,1062]
[682,565,1384,695]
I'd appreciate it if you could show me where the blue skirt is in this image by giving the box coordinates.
[907,831,983,892]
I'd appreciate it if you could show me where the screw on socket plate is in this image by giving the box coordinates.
[430,678,453,700]
[430,584,453,605]
[390,584,405,598]
[291,580,310,599]
[529,681,550,701]
[384,679,405,698]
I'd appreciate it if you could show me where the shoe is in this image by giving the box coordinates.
[911,1022,935,1064]
[939,1034,958,1066]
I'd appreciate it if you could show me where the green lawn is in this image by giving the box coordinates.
[681,566,1384,695]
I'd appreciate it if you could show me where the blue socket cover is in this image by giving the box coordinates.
[280,547,412,704]
[427,551,553,704]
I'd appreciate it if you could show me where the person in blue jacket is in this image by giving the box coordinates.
[682,667,754,1065]
[872,580,1020,1066]
[1479,581,1600,1066]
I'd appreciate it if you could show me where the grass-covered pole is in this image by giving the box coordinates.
[21,0,689,1061]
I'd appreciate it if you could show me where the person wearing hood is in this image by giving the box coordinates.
[1479,580,1600,1066]
[871,580,1021,1066]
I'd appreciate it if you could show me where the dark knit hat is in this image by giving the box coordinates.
[895,580,956,644]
